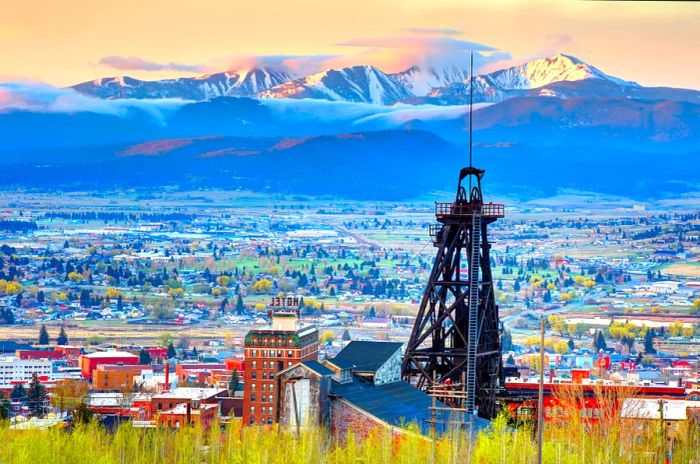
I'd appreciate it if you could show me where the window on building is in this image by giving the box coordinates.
[268,407,273,415]
[287,350,292,357]
[251,372,257,379]
[262,372,267,379]
[251,383,256,391]
[252,361,257,369]
[251,394,256,401]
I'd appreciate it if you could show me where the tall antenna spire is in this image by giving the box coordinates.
[469,50,474,169]
[469,50,474,193]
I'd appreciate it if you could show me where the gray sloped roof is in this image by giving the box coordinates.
[330,341,403,373]
[330,376,490,435]
[301,360,334,376]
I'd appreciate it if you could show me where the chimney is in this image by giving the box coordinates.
[186,402,192,425]
[164,363,170,392]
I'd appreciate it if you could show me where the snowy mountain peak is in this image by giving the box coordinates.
[390,64,470,97]
[485,54,637,90]
[258,65,411,105]
[72,66,296,100]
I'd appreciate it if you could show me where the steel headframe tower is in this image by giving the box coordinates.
[402,51,504,420]
[402,169,504,419]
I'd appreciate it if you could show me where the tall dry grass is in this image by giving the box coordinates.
[2,394,699,464]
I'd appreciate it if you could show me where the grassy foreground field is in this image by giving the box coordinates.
[2,412,699,464]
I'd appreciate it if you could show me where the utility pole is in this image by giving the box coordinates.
[537,316,546,464]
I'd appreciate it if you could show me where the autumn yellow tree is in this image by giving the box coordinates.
[4,281,22,296]
[51,379,89,414]
[320,331,335,344]
[216,275,230,287]
[105,287,121,299]
[67,272,83,283]
[253,279,273,293]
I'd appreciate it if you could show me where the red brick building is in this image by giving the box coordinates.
[15,349,64,360]
[80,351,139,379]
[243,312,319,426]
[156,402,219,429]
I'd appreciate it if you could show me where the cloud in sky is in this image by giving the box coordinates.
[96,31,510,78]
[99,56,204,73]
[332,33,511,73]
[0,81,186,118]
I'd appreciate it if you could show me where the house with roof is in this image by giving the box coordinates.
[278,341,480,438]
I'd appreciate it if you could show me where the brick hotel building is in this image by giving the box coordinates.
[242,311,319,425]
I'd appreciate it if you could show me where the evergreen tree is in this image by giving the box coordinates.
[117,294,124,312]
[568,338,575,351]
[10,383,25,401]
[229,369,240,395]
[38,324,49,345]
[37,290,45,304]
[139,348,152,365]
[514,281,521,292]
[166,342,177,359]
[26,373,48,417]
[192,346,199,359]
[644,329,657,354]
[56,326,68,345]
[0,391,9,420]
[341,329,351,341]
[236,293,245,315]
[501,330,513,352]
[596,331,607,352]
[219,297,228,315]
[505,354,516,366]
[543,290,552,303]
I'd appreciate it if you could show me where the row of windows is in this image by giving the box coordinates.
[248,337,295,347]
[248,350,296,358]
[250,406,274,415]
[250,371,276,380]
[251,360,293,369]
[249,394,275,403]
[249,417,274,425]
[249,382,274,391]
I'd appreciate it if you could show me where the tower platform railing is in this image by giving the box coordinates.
[435,202,505,218]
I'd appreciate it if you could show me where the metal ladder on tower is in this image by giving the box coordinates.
[465,212,481,415]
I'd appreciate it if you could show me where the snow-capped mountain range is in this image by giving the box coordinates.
[72,53,698,105]
[72,67,296,100]
[257,65,411,105]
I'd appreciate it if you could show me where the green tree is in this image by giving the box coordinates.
[139,348,152,365]
[38,324,49,345]
[229,369,240,395]
[159,332,174,348]
[56,325,68,345]
[236,293,245,315]
[26,372,48,417]
[166,342,177,359]
[0,391,10,420]
[644,328,657,354]
[568,338,575,351]
[10,383,25,401]
[592,330,607,352]
[73,402,94,425]
[501,329,513,352]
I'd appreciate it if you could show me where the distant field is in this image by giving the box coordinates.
[663,262,700,278]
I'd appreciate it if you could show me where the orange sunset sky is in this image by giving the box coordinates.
[1,0,698,89]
